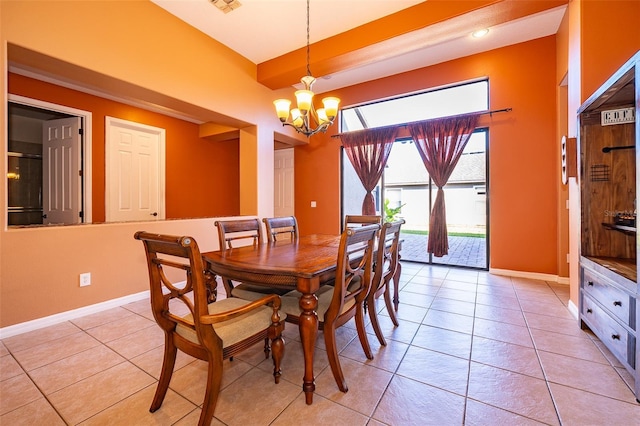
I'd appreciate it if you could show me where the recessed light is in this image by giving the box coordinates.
[472,29,489,38]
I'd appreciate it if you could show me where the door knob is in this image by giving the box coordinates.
[151,212,158,217]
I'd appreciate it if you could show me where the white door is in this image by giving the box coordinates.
[106,117,165,222]
[274,148,294,217]
[42,117,82,225]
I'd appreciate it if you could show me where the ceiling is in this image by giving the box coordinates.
[152,0,567,93]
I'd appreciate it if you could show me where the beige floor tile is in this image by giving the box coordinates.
[422,309,474,334]
[70,306,135,330]
[464,399,548,426]
[11,331,101,371]
[396,346,470,395]
[550,382,640,425]
[473,318,533,348]
[411,325,472,359]
[121,298,155,318]
[523,310,587,338]
[0,354,24,381]
[256,338,330,389]
[519,298,574,319]
[0,397,65,426]
[314,357,393,416]
[0,373,42,415]
[272,392,368,426]
[430,297,476,317]
[474,303,526,326]
[48,361,155,424]
[529,328,609,364]
[477,273,512,286]
[474,292,521,310]
[471,336,544,379]
[436,287,478,303]
[373,375,465,425]
[467,362,559,425]
[29,344,125,394]
[0,342,8,356]
[129,345,197,379]
[401,282,441,296]
[364,316,420,345]
[444,271,479,284]
[592,338,626,368]
[213,367,302,426]
[174,409,225,426]
[78,384,196,425]
[413,267,448,280]
[396,291,435,309]
[538,350,636,402]
[476,283,516,296]
[2,321,80,353]
[615,366,635,391]
[374,299,427,323]
[85,314,155,343]
[441,278,478,291]
[106,324,164,359]
[340,330,409,373]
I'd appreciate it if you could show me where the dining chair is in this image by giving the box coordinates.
[215,219,290,300]
[279,223,380,393]
[367,219,405,346]
[134,231,285,426]
[263,216,299,242]
[344,214,382,228]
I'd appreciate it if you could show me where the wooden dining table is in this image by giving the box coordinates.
[202,234,344,404]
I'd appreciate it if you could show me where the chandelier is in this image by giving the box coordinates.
[273,0,340,137]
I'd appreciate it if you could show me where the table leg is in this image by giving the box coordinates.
[298,283,319,404]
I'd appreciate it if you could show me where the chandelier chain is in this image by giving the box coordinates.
[306,0,311,76]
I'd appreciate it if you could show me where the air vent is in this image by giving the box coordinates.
[211,0,241,14]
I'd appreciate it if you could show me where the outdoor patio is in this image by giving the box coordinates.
[400,232,487,269]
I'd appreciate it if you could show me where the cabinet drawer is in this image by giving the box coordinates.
[582,267,634,327]
[582,294,635,369]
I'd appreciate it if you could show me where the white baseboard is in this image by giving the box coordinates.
[567,299,579,320]
[489,268,569,284]
[0,291,150,339]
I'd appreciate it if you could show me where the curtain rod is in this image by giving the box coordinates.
[330,107,512,138]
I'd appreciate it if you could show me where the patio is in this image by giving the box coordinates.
[400,232,487,269]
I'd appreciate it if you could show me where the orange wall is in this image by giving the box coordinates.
[9,73,240,222]
[296,36,559,275]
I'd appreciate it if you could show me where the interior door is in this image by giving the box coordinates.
[106,117,165,222]
[274,148,294,217]
[42,117,82,225]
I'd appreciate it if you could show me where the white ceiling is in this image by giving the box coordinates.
[155,0,567,92]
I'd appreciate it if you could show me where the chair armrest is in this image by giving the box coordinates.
[200,294,282,325]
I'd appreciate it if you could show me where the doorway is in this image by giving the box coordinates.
[7,97,92,226]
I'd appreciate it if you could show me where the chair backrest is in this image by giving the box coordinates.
[263,216,299,242]
[344,215,382,229]
[372,219,405,291]
[215,218,263,250]
[134,231,217,352]
[326,223,380,324]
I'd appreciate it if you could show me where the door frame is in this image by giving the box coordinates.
[8,94,93,223]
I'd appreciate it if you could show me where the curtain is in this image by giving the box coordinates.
[407,112,480,257]
[340,126,398,215]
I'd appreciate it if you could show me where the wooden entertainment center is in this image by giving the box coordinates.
[578,50,639,401]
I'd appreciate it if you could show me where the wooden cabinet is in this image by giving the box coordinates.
[578,50,640,401]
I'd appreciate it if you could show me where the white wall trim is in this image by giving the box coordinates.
[567,299,579,320]
[489,267,569,284]
[0,290,149,339]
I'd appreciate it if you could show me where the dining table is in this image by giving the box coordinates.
[202,234,344,404]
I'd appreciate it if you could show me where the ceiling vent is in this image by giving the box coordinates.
[210,0,241,14]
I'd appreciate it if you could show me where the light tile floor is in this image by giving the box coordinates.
[2,262,640,425]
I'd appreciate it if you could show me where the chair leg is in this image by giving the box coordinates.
[383,279,399,326]
[323,322,348,392]
[367,293,387,346]
[198,355,223,426]
[150,336,177,412]
[355,304,374,359]
[263,337,271,359]
[270,335,284,384]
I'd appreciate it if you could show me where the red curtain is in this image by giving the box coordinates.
[340,126,398,215]
[407,113,480,257]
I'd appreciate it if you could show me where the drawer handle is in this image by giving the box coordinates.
[586,308,593,314]
[611,334,621,340]
[613,301,622,307]
[587,281,594,286]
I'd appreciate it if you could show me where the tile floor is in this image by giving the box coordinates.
[2,262,640,425]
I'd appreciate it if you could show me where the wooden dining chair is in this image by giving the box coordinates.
[134,231,285,426]
[367,219,405,346]
[279,223,380,393]
[263,216,299,242]
[344,214,382,228]
[215,219,289,300]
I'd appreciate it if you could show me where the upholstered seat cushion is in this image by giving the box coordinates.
[176,297,286,348]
